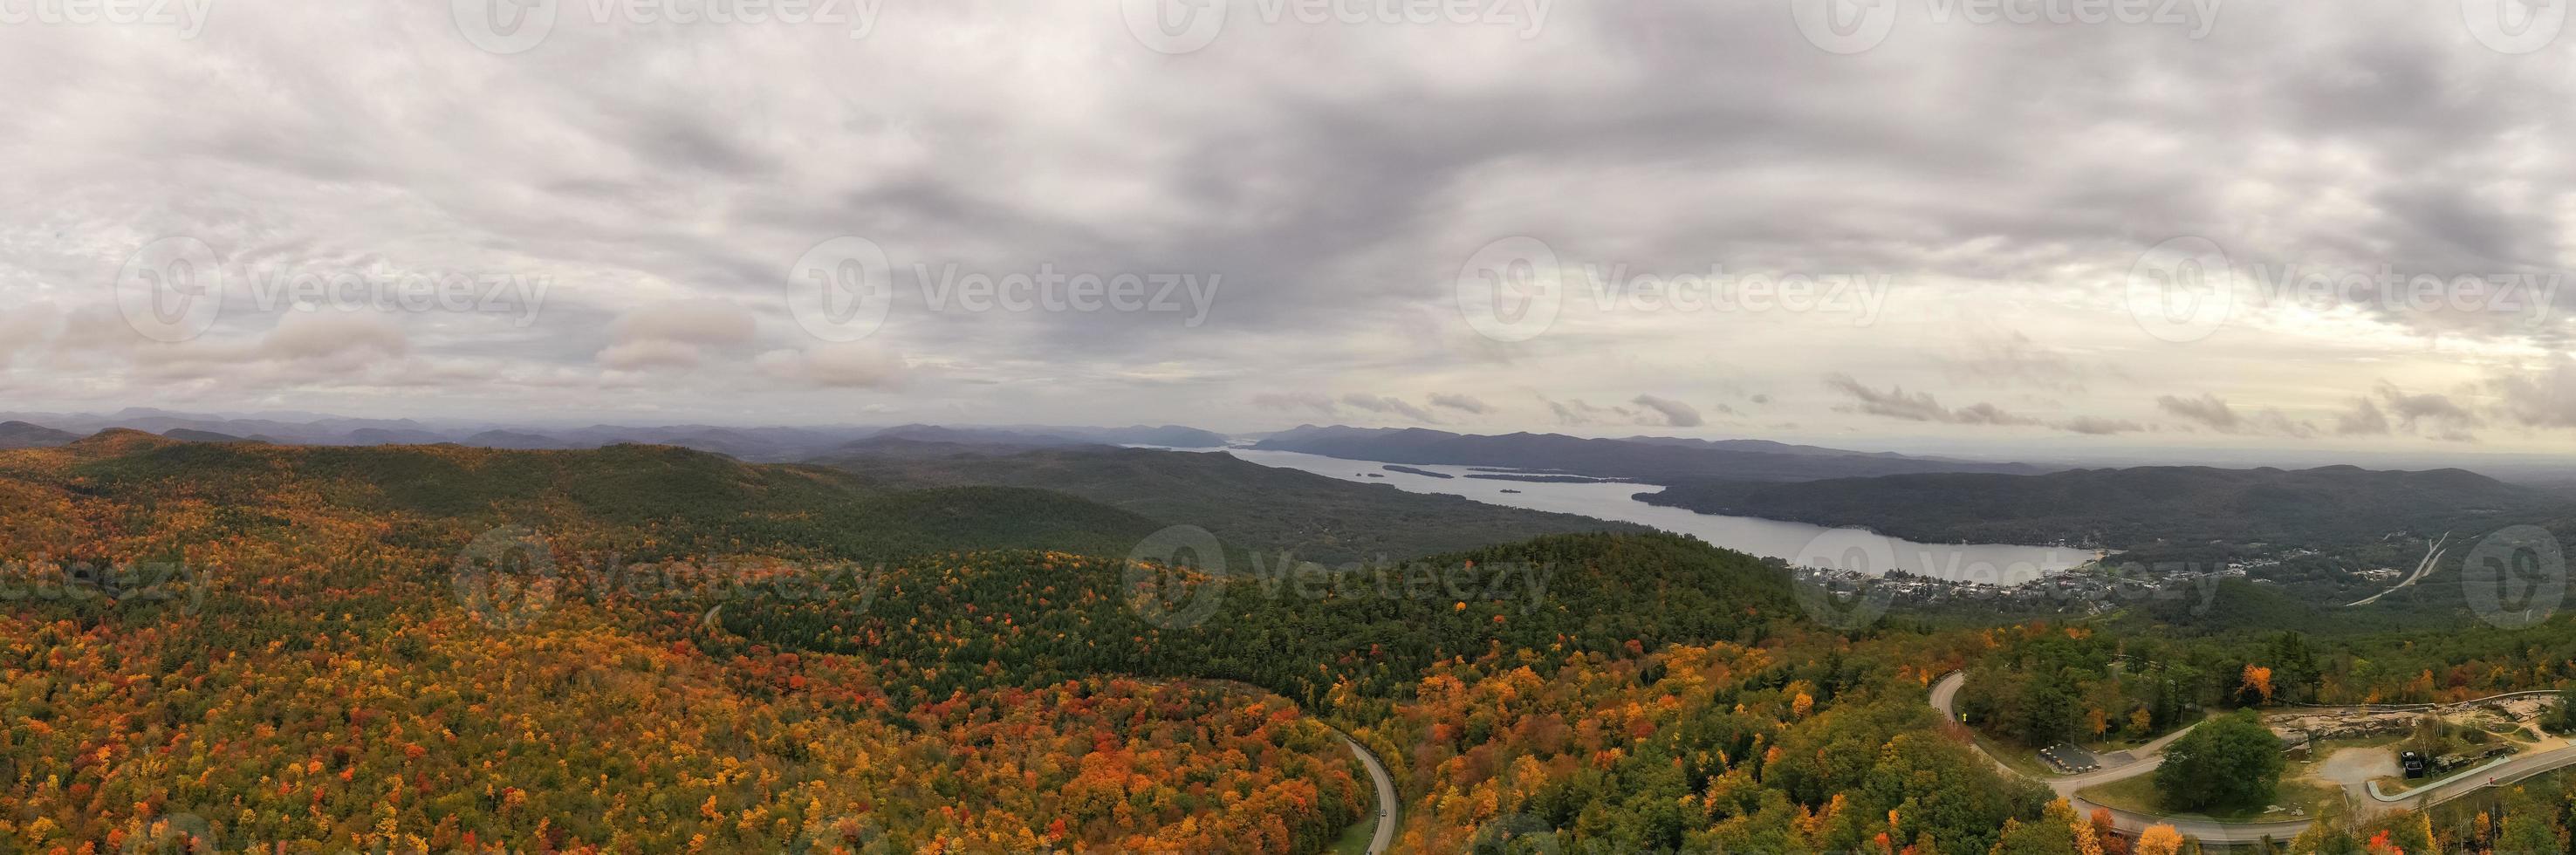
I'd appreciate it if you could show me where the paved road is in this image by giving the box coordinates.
[2377,743,2576,810]
[1929,672,2576,844]
[1338,734,1400,855]
[2346,533,2449,607]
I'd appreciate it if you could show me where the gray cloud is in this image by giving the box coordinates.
[1339,393,1438,423]
[2373,381,2484,441]
[1428,393,1493,414]
[2335,398,2392,436]
[754,344,905,389]
[1250,393,1341,417]
[2484,357,2576,430]
[1824,373,2040,427]
[1945,332,2106,393]
[1629,394,1704,428]
[1545,397,1634,427]
[2156,393,2317,438]
[0,2,2565,450]
[2057,416,2147,435]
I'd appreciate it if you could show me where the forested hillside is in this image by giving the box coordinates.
[16,434,2545,854]
[820,445,1650,564]
[0,434,2106,854]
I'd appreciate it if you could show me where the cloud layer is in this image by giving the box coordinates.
[0,3,2566,455]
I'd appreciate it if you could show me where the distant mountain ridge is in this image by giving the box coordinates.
[0,421,79,449]
[162,428,257,443]
[1249,425,2046,483]
[1639,464,2565,546]
[0,410,1227,462]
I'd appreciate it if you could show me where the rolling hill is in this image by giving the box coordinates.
[0,430,1858,854]
[818,445,1651,564]
[0,420,77,448]
[50,433,1167,563]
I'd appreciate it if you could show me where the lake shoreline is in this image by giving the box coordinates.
[1223,448,2088,586]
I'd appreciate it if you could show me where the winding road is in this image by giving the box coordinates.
[1337,734,1399,855]
[1930,673,2576,844]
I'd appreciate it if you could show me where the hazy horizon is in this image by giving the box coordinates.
[15,404,2576,482]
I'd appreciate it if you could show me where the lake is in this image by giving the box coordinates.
[1226,448,2087,585]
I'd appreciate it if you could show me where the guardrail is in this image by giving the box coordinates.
[2367,756,2514,802]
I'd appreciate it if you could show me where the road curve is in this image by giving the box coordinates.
[1929,672,2576,844]
[1184,679,1396,854]
[1338,734,1400,855]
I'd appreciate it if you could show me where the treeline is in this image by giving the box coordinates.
[1957,626,2325,746]
[710,531,1806,716]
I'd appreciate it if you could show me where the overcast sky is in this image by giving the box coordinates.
[1,0,2572,457]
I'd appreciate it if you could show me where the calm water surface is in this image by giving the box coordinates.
[1225,448,2087,585]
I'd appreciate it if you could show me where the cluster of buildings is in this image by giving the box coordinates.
[1792,563,2249,615]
